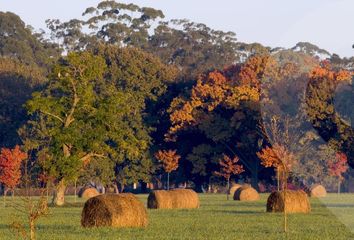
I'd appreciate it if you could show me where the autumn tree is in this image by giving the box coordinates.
[306,63,354,168]
[214,154,244,200]
[166,55,282,189]
[0,145,27,204]
[257,143,296,232]
[257,144,296,190]
[328,152,349,194]
[155,150,180,190]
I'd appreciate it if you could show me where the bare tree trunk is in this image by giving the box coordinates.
[114,184,119,194]
[277,169,280,191]
[167,172,170,191]
[74,180,77,203]
[251,170,259,191]
[29,218,35,240]
[338,179,341,195]
[283,170,288,233]
[227,178,230,200]
[3,188,8,207]
[52,180,66,206]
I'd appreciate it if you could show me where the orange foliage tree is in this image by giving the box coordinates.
[0,145,27,202]
[257,143,296,232]
[215,154,244,200]
[257,144,296,191]
[328,152,349,194]
[155,150,181,190]
[165,55,299,189]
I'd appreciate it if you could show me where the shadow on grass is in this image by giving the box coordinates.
[211,210,265,215]
[49,202,84,208]
[323,203,354,208]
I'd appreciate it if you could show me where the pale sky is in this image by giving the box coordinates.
[0,0,353,57]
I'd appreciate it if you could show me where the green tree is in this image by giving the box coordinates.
[23,52,145,205]
[0,58,46,147]
[0,11,60,69]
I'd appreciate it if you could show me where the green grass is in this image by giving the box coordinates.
[1,194,354,240]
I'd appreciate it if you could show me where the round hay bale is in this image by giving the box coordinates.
[147,189,199,209]
[169,189,200,209]
[147,190,173,209]
[310,184,327,198]
[81,193,148,228]
[228,184,242,197]
[79,188,100,199]
[233,186,259,201]
[266,190,311,213]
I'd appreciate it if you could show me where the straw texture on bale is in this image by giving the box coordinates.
[228,184,242,197]
[79,187,100,199]
[266,190,311,213]
[147,189,199,209]
[233,186,259,201]
[310,184,327,198]
[81,193,148,228]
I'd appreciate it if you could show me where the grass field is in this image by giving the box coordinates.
[1,193,354,240]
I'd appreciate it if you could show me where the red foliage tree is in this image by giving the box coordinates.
[215,154,244,200]
[0,145,27,196]
[328,152,348,194]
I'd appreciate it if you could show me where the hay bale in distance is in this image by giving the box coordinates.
[81,193,148,228]
[310,184,327,198]
[79,187,100,199]
[147,190,173,209]
[147,189,199,209]
[266,190,311,213]
[233,186,259,201]
[228,184,242,197]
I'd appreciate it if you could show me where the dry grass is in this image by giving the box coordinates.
[233,186,259,201]
[81,193,148,228]
[147,189,199,209]
[266,190,311,213]
[310,184,327,198]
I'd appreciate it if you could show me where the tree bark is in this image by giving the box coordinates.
[29,218,35,240]
[3,188,8,207]
[277,169,280,191]
[251,170,259,190]
[74,180,77,203]
[338,179,341,195]
[167,172,170,190]
[52,180,66,206]
[113,184,119,194]
[227,178,230,200]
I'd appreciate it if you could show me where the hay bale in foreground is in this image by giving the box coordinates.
[81,194,148,228]
[79,187,100,199]
[147,189,199,209]
[267,190,311,213]
[310,184,327,198]
[233,186,259,201]
[228,184,242,197]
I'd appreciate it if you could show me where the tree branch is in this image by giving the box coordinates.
[79,152,105,163]
[64,78,79,127]
[40,110,64,123]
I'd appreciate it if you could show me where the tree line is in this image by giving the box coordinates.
[0,1,353,206]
